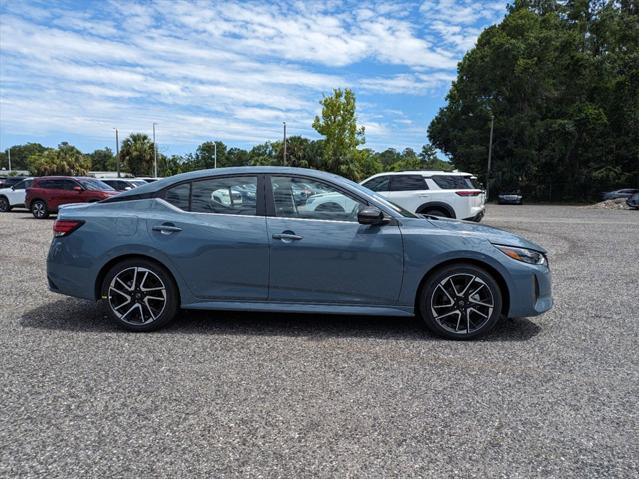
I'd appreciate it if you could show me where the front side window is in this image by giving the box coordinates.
[60,180,80,190]
[270,176,364,222]
[12,179,31,190]
[390,175,427,191]
[78,179,114,191]
[362,176,390,192]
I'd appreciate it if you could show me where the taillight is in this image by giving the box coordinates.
[455,190,482,196]
[53,219,84,237]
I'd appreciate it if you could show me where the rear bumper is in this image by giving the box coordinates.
[463,208,485,222]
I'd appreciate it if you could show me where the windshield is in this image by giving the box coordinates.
[343,178,418,218]
[78,178,115,191]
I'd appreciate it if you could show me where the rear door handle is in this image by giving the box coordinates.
[152,224,182,234]
[272,233,303,241]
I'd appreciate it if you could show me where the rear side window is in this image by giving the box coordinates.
[431,175,475,189]
[164,183,190,210]
[192,177,257,215]
[39,180,62,189]
[390,175,427,191]
[362,176,390,192]
[59,180,78,190]
[162,176,258,216]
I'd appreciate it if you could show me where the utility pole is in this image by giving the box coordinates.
[282,122,287,165]
[7,148,11,173]
[486,114,494,201]
[114,128,120,178]
[214,141,217,168]
[152,122,158,178]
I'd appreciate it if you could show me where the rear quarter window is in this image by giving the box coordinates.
[431,176,476,190]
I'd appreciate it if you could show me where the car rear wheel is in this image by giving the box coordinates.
[0,196,11,212]
[422,208,449,218]
[418,264,502,340]
[31,200,49,219]
[102,259,178,331]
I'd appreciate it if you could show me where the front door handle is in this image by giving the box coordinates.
[272,232,303,241]
[152,223,182,235]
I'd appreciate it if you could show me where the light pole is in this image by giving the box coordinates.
[152,122,158,178]
[282,121,287,165]
[113,128,120,178]
[214,141,217,168]
[486,114,494,201]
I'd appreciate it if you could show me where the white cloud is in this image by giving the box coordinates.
[0,0,508,151]
[360,72,455,95]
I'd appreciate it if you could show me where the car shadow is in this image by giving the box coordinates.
[20,298,542,342]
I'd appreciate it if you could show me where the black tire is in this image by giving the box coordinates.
[418,264,502,340]
[31,200,49,219]
[102,258,179,332]
[422,208,449,218]
[0,196,11,212]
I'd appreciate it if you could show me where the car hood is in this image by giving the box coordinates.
[403,216,547,253]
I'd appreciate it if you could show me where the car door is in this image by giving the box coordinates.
[266,175,403,305]
[8,179,31,205]
[150,175,269,300]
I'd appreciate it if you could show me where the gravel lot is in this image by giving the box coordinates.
[1,205,638,478]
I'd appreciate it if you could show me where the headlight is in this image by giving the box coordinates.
[494,244,547,265]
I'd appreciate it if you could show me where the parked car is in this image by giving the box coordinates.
[360,171,486,221]
[46,167,552,339]
[0,177,34,212]
[26,176,118,219]
[601,188,639,200]
[498,190,523,205]
[627,192,639,209]
[0,176,29,189]
[136,177,162,183]
[101,178,145,191]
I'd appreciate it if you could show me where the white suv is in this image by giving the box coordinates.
[361,171,486,221]
[0,177,34,212]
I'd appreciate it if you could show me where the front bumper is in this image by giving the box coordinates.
[506,263,553,318]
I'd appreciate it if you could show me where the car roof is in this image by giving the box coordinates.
[365,170,474,179]
[113,167,356,200]
[35,176,98,180]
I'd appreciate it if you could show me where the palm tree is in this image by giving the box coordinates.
[120,133,155,176]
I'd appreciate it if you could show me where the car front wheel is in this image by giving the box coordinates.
[31,200,49,219]
[419,264,502,340]
[0,196,11,212]
[102,259,179,331]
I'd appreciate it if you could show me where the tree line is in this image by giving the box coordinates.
[428,0,639,200]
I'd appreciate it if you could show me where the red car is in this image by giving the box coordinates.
[26,176,119,219]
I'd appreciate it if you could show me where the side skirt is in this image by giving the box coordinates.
[181,300,415,317]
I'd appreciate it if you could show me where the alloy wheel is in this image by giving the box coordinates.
[108,267,167,325]
[33,201,46,218]
[0,197,9,212]
[430,273,494,335]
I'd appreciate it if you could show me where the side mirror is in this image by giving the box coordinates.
[73,186,83,192]
[358,206,386,225]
